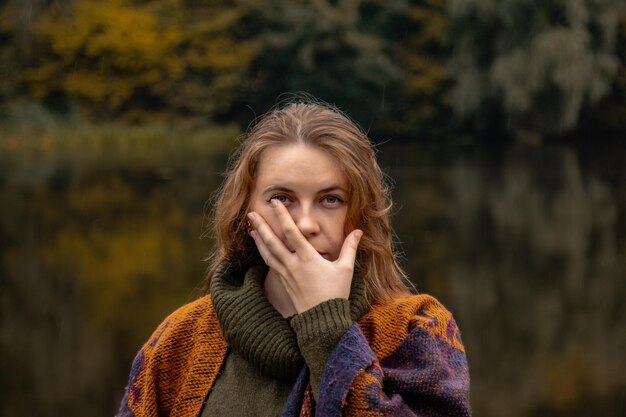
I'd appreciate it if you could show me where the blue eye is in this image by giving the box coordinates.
[268,195,290,204]
[322,195,344,206]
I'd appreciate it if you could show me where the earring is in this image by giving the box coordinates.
[246,220,254,233]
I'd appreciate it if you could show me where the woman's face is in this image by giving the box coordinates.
[249,144,349,261]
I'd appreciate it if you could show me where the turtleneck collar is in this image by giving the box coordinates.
[209,262,370,381]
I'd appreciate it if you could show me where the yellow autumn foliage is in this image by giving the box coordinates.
[384,0,451,129]
[26,0,252,118]
[404,0,449,94]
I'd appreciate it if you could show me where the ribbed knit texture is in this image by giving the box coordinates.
[116,297,229,417]
[201,299,355,417]
[118,273,471,417]
[290,298,353,342]
[210,263,302,380]
[289,298,353,398]
[209,262,370,381]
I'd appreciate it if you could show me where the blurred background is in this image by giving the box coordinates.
[1,0,625,416]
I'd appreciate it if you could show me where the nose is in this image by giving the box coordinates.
[291,203,320,237]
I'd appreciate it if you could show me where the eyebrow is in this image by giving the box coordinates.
[263,184,347,194]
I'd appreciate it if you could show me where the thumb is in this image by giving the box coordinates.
[337,229,363,266]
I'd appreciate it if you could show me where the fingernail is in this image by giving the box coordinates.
[247,212,255,221]
[271,200,278,208]
[355,230,363,239]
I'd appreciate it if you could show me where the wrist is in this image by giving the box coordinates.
[290,298,353,347]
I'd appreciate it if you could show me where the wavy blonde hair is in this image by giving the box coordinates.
[203,101,411,306]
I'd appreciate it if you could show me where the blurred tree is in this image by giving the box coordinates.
[447,0,626,137]
[17,0,252,120]
[583,11,626,135]
[382,0,453,137]
[3,0,626,140]
[0,0,49,61]
[0,0,52,102]
[151,0,254,119]
[239,0,401,129]
[0,6,18,101]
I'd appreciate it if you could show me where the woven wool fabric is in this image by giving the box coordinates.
[117,294,470,417]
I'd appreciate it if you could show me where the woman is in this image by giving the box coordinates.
[117,101,471,416]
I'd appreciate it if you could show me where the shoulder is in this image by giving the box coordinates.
[131,295,226,382]
[357,294,465,359]
[120,296,228,416]
[143,295,222,351]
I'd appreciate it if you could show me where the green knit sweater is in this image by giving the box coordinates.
[201,264,369,416]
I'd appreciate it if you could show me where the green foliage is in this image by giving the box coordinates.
[242,0,402,128]
[448,0,626,134]
[0,4,22,101]
[1,0,626,138]
[590,12,626,132]
[382,0,453,136]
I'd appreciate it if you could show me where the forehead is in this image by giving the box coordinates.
[255,144,347,190]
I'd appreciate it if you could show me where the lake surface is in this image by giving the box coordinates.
[1,136,624,416]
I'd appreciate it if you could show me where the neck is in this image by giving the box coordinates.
[264,269,297,318]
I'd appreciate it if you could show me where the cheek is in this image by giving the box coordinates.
[328,214,349,247]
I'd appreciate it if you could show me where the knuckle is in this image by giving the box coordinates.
[267,258,279,270]
[339,262,354,274]
[298,250,313,262]
[283,224,299,237]
[284,256,297,270]
[265,235,281,249]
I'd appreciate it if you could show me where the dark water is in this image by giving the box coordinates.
[1,137,624,416]
[381,142,626,416]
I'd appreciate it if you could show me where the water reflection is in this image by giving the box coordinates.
[384,143,626,417]
[1,138,624,416]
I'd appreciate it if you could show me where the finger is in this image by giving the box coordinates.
[336,229,363,268]
[250,230,283,273]
[270,199,313,254]
[247,212,291,260]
